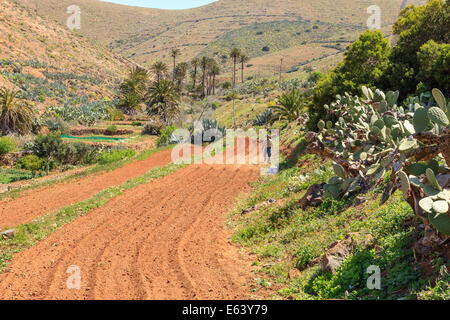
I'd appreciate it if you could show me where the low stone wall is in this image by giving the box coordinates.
[69,128,134,136]
[70,137,156,152]
[0,151,31,166]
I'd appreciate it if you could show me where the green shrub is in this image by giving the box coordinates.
[97,149,136,165]
[17,155,43,177]
[56,142,101,166]
[0,137,16,155]
[221,81,232,90]
[211,101,220,110]
[0,168,34,184]
[157,125,177,147]
[142,121,163,135]
[105,125,118,135]
[45,117,69,134]
[107,107,125,121]
[132,121,143,126]
[106,125,117,132]
[28,133,63,175]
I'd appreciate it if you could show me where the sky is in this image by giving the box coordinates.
[100,0,217,10]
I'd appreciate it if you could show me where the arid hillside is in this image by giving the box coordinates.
[20,0,427,68]
[0,0,128,111]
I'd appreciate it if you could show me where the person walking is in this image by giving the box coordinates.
[263,134,272,164]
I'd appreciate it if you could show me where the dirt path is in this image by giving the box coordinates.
[0,149,173,229]
[0,163,261,300]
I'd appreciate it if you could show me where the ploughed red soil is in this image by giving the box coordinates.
[0,163,261,300]
[0,149,174,229]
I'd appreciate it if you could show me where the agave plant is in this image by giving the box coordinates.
[253,108,273,126]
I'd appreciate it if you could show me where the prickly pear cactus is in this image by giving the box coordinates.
[305,87,450,252]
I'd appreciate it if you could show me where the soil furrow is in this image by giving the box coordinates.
[0,162,259,300]
[0,149,173,229]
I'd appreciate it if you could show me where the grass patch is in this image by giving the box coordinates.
[229,158,449,300]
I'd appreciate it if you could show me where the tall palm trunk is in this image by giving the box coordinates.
[193,66,198,88]
[202,69,206,97]
[233,57,237,87]
[173,57,176,82]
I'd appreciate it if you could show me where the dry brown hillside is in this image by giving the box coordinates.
[20,0,426,68]
[0,0,128,111]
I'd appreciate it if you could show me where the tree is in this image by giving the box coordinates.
[309,30,390,129]
[239,54,249,83]
[230,48,241,88]
[416,40,450,93]
[170,48,181,82]
[0,136,15,156]
[18,155,43,178]
[191,57,200,88]
[30,133,63,175]
[274,89,303,122]
[0,88,34,135]
[175,62,189,92]
[145,79,180,125]
[210,63,221,96]
[117,66,149,113]
[204,57,217,96]
[384,0,449,95]
[200,56,209,97]
[151,61,168,83]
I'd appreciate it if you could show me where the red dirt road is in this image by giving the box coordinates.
[0,163,261,300]
[0,149,173,229]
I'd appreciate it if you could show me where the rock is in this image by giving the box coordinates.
[320,233,373,274]
[1,229,16,239]
[298,183,325,209]
[321,235,356,274]
[354,196,367,206]
[241,199,277,215]
[288,268,301,280]
[437,174,450,188]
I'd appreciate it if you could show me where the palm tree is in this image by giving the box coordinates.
[239,54,249,83]
[118,66,149,113]
[0,88,34,135]
[145,80,180,125]
[175,62,189,92]
[210,63,221,96]
[229,48,241,88]
[206,57,216,96]
[190,57,200,88]
[273,89,303,121]
[200,56,209,97]
[170,48,181,82]
[151,61,168,83]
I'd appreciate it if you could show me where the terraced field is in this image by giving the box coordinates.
[0,142,270,300]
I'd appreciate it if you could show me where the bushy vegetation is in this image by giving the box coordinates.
[0,136,16,156]
[306,87,449,242]
[97,149,136,165]
[16,155,44,178]
[308,0,449,129]
[0,168,36,184]
[156,125,177,146]
[232,153,448,300]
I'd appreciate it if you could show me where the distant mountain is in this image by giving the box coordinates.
[20,0,426,69]
[0,0,129,111]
